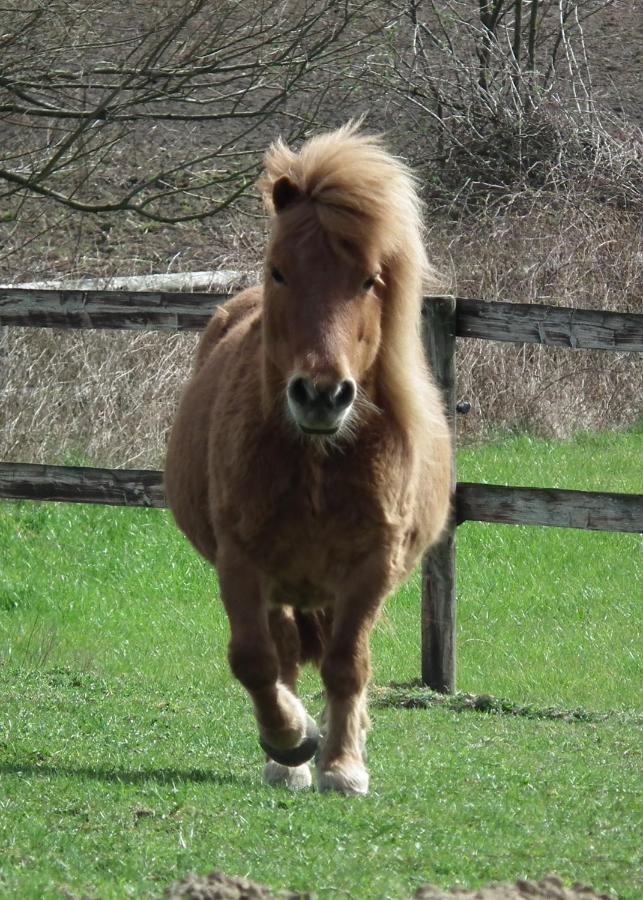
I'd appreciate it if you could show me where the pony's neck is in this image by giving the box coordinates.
[260,335,283,422]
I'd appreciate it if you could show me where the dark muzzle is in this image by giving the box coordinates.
[287,376,356,434]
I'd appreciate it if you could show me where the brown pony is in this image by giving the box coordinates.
[165,124,451,795]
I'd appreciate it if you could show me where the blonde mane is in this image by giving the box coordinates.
[259,123,447,439]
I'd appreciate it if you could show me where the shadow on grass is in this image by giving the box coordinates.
[0,761,247,787]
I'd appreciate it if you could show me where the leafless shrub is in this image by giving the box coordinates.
[360,0,643,439]
[374,1,641,211]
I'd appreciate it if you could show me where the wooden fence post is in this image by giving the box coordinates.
[421,296,457,693]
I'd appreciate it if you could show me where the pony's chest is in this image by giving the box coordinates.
[227,451,405,586]
[249,467,384,546]
[211,429,409,605]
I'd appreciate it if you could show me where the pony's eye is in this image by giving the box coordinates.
[363,275,377,291]
[271,265,285,285]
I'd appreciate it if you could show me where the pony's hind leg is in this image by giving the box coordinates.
[262,607,312,789]
[217,545,319,781]
[268,606,301,693]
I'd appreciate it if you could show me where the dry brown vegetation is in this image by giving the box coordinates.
[1,0,641,467]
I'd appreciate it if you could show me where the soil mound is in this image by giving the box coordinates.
[414,875,612,900]
[164,870,312,899]
[165,873,612,900]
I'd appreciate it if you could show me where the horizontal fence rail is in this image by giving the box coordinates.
[1,463,641,534]
[0,463,166,509]
[2,287,642,351]
[0,290,640,523]
[455,298,643,352]
[457,482,643,533]
[0,286,229,331]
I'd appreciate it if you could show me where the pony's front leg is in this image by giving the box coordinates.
[217,545,319,784]
[318,600,380,796]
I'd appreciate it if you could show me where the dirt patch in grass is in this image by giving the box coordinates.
[164,873,613,900]
[415,875,613,900]
[164,870,310,899]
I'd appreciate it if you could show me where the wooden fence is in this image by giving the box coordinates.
[1,285,642,693]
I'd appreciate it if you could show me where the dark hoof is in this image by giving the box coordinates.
[259,715,320,767]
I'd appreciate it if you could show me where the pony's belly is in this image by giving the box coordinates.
[247,514,412,610]
[233,512,386,609]
[258,529,363,609]
[267,577,334,611]
[216,451,425,605]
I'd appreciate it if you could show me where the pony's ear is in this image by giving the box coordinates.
[272,175,301,213]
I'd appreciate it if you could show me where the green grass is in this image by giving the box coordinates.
[0,426,641,898]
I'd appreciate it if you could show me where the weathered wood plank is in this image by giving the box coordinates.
[0,463,165,507]
[421,527,457,693]
[4,269,244,293]
[0,287,230,330]
[1,464,641,534]
[454,297,643,352]
[421,296,457,694]
[457,483,643,533]
[2,288,642,353]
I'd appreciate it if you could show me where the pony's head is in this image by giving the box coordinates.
[259,124,434,440]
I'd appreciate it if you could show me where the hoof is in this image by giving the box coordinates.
[317,761,369,795]
[263,760,312,790]
[259,714,320,767]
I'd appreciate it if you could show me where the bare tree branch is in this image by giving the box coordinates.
[0,0,385,223]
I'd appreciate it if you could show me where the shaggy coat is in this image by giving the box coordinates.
[165,124,451,794]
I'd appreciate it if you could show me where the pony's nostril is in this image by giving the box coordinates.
[334,379,356,411]
[288,376,313,408]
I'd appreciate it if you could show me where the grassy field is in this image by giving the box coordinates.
[0,426,641,899]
